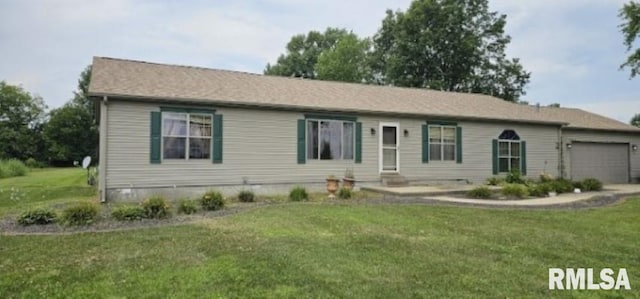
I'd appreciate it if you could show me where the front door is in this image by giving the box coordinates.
[380,122,399,172]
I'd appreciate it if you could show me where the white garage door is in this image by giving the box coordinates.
[571,142,629,183]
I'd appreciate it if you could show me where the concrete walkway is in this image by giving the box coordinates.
[364,184,640,207]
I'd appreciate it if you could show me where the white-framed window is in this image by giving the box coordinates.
[429,125,456,161]
[498,130,520,172]
[306,119,354,160]
[162,112,212,160]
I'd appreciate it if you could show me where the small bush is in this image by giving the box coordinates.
[505,169,525,184]
[501,184,529,199]
[0,159,28,178]
[528,183,552,197]
[178,199,198,214]
[200,191,225,211]
[17,208,57,225]
[338,187,352,199]
[486,177,504,186]
[237,190,255,203]
[572,181,583,190]
[550,178,573,194]
[582,178,603,192]
[289,186,308,202]
[111,205,146,221]
[539,173,554,183]
[142,196,171,218]
[467,186,492,199]
[61,202,99,226]
[25,158,40,168]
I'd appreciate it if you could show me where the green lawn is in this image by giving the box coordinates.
[0,169,638,298]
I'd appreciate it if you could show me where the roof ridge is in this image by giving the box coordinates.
[93,56,503,102]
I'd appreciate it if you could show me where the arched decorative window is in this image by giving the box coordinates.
[492,130,526,174]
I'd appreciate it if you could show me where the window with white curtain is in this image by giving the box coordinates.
[162,112,212,160]
[306,119,354,160]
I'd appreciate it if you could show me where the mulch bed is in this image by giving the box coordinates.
[1,194,636,235]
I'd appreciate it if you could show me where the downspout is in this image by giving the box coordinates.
[557,124,565,179]
[98,96,108,202]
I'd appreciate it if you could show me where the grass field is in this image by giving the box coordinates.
[0,169,638,298]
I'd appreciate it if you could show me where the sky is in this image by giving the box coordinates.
[0,0,638,123]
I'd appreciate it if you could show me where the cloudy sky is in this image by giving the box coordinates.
[1,0,638,122]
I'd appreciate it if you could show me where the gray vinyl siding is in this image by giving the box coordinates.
[563,130,640,182]
[394,120,560,182]
[104,100,561,191]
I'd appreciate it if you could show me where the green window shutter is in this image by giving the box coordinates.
[355,122,362,163]
[150,111,161,164]
[212,114,223,164]
[421,124,429,163]
[456,127,462,164]
[520,141,527,175]
[297,119,306,164]
[492,139,498,175]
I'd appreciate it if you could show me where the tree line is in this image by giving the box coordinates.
[0,66,97,165]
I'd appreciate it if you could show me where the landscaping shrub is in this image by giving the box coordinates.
[178,199,198,214]
[528,183,552,197]
[338,187,352,199]
[289,186,308,201]
[572,181,583,191]
[25,158,41,168]
[0,159,28,178]
[505,169,524,184]
[142,196,171,218]
[467,186,492,199]
[237,190,255,203]
[539,173,554,183]
[582,178,603,192]
[550,178,573,194]
[17,208,57,225]
[486,177,504,186]
[501,184,529,199]
[111,205,146,221]
[200,191,225,211]
[61,202,99,226]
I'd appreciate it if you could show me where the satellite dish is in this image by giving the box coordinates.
[82,156,91,169]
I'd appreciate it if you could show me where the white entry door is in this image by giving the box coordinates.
[379,122,399,172]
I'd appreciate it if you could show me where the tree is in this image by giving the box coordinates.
[631,113,640,127]
[43,65,98,164]
[43,104,97,162]
[0,81,47,160]
[316,34,372,83]
[620,1,640,78]
[371,0,530,102]
[264,28,354,79]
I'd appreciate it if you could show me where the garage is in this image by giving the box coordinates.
[570,142,629,183]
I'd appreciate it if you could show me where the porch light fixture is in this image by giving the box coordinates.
[566,143,572,149]
[633,144,638,151]
[370,128,376,136]
[404,129,409,137]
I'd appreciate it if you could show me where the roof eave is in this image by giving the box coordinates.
[89,91,568,127]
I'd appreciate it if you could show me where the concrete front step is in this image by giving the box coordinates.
[380,173,409,187]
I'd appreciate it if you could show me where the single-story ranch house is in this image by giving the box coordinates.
[88,57,640,201]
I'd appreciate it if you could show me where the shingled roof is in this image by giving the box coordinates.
[89,57,639,132]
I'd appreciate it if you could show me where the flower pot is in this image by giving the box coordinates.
[342,178,355,190]
[326,178,339,198]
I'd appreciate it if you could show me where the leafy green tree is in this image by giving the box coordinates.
[43,65,98,163]
[371,0,530,102]
[316,34,372,83]
[620,1,640,78]
[44,104,97,162]
[631,113,640,127]
[265,28,354,78]
[0,81,47,160]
